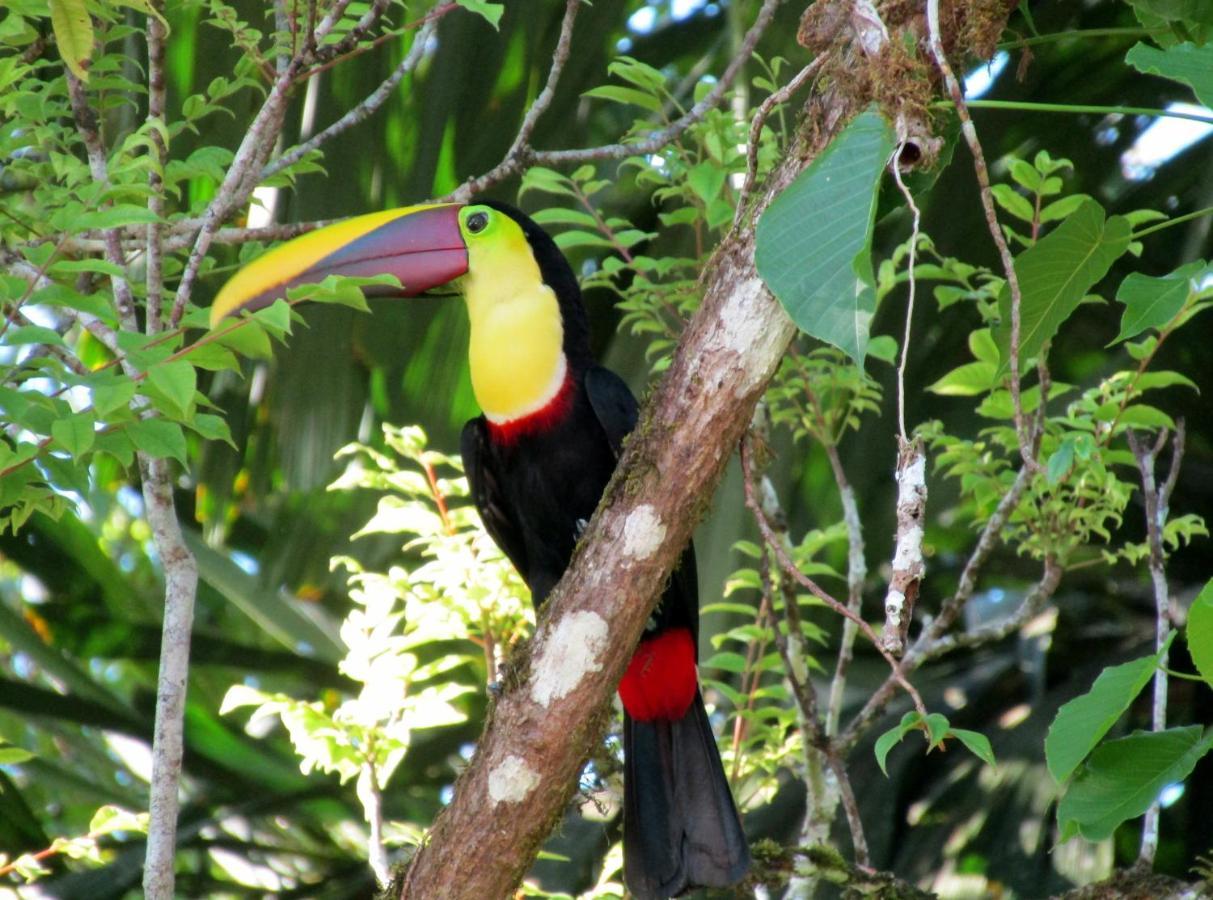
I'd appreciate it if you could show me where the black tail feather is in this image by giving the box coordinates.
[623,691,749,899]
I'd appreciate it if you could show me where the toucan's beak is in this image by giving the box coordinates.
[209,203,467,326]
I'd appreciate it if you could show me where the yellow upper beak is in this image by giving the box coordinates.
[209,203,469,327]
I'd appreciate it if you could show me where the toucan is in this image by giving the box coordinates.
[211,200,750,898]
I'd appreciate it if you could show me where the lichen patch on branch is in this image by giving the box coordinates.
[529,610,610,708]
[883,440,927,655]
[622,504,666,560]
[487,755,540,805]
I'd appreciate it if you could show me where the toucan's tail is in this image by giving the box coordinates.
[622,691,750,899]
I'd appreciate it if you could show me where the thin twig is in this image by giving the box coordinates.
[171,57,304,326]
[925,0,1036,472]
[453,0,784,198]
[889,146,920,443]
[312,0,391,64]
[735,58,823,227]
[823,748,869,866]
[1128,422,1184,869]
[66,73,138,332]
[824,442,865,738]
[741,436,928,719]
[146,4,168,334]
[449,0,582,201]
[265,15,442,179]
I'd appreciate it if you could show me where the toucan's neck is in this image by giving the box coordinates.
[464,258,572,426]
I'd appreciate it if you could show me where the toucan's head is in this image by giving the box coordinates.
[209,200,589,362]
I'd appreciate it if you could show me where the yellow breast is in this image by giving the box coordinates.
[463,231,566,423]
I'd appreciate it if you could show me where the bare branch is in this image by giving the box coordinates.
[537,0,783,166]
[736,58,823,226]
[265,17,438,180]
[824,442,865,737]
[138,455,199,900]
[925,0,1036,473]
[66,73,138,332]
[312,0,391,64]
[882,439,927,656]
[1128,422,1185,868]
[171,59,303,326]
[890,149,921,443]
[449,0,582,202]
[741,437,929,719]
[146,5,168,334]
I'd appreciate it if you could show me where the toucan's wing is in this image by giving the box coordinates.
[461,418,529,577]
[586,366,701,646]
[585,366,639,455]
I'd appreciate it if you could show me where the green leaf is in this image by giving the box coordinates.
[1127,0,1213,26]
[927,361,996,396]
[0,746,34,764]
[455,0,504,29]
[145,360,196,417]
[702,651,749,674]
[91,379,136,417]
[184,531,344,664]
[109,0,170,32]
[4,325,66,347]
[950,728,996,768]
[215,321,273,358]
[1112,261,1207,344]
[995,200,1131,370]
[990,184,1035,223]
[75,205,159,230]
[874,725,906,776]
[49,0,93,82]
[1118,404,1174,430]
[1045,632,1175,783]
[186,413,236,448]
[1126,42,1213,108]
[1187,579,1213,686]
[756,109,896,364]
[126,418,187,465]
[88,805,148,837]
[1046,437,1075,484]
[1057,725,1213,841]
[867,335,898,362]
[874,711,922,776]
[51,411,96,457]
[686,162,727,204]
[582,85,662,112]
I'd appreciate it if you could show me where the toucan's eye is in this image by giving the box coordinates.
[466,211,489,234]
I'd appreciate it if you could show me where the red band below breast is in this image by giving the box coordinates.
[486,374,576,446]
[617,627,698,722]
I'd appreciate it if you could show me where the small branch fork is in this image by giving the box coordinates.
[925,0,1037,474]
[741,436,929,720]
[753,453,871,868]
[1128,422,1185,868]
[445,0,787,202]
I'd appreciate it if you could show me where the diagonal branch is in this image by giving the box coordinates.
[448,0,582,202]
[264,14,443,180]
[925,0,1037,473]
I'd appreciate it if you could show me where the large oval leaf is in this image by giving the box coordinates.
[755,109,895,365]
